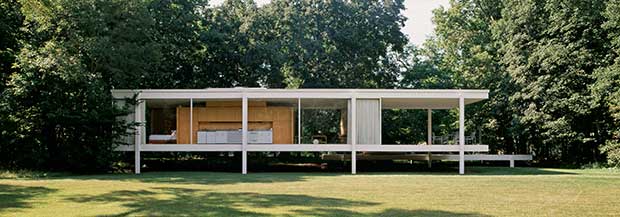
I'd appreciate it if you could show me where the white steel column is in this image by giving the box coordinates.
[141,101,146,145]
[298,98,301,144]
[242,96,248,174]
[378,98,382,144]
[459,95,465,174]
[427,109,432,168]
[189,98,193,144]
[134,99,143,174]
[351,97,357,174]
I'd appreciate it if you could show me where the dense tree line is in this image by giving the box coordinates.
[0,0,619,172]
[416,0,620,166]
[0,0,407,172]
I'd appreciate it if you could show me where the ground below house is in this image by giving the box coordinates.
[1,167,619,216]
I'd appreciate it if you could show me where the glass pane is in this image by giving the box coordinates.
[300,99,349,144]
[144,99,190,144]
[113,98,135,146]
[248,98,298,144]
[191,99,242,144]
[381,105,458,145]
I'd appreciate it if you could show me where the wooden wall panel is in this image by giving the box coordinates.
[270,107,294,144]
[176,107,191,144]
[204,108,242,122]
[175,104,294,144]
[197,122,272,131]
[206,101,266,107]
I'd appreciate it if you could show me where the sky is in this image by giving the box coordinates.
[403,0,449,45]
[209,0,450,46]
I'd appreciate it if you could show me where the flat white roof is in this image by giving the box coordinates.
[112,88,489,109]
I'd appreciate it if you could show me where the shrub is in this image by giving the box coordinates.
[600,140,620,168]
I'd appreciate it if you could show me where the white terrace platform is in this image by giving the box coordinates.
[322,154,533,168]
[112,88,493,174]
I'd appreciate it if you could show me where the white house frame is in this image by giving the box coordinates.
[112,88,493,175]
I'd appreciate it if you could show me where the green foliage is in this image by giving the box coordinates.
[410,0,520,154]
[0,0,410,172]
[383,43,460,144]
[494,0,611,163]
[260,0,407,88]
[416,0,620,165]
[381,109,457,145]
[0,169,52,179]
[0,0,25,164]
[600,140,620,168]
[592,0,620,166]
[3,40,135,171]
[0,0,24,91]
[2,0,620,171]
[300,109,343,144]
[0,0,141,172]
[197,0,278,87]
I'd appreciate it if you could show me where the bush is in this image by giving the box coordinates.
[0,41,136,173]
[600,140,620,168]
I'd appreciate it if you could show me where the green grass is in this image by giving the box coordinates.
[1,167,619,216]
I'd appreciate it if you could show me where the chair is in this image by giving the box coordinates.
[465,132,476,144]
[447,132,458,145]
[432,133,443,145]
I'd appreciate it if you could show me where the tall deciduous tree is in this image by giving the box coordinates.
[1,0,177,171]
[383,44,458,145]
[0,0,25,168]
[0,0,24,91]
[195,0,281,88]
[261,0,407,88]
[424,0,518,154]
[496,0,610,164]
[420,0,618,165]
[592,0,620,167]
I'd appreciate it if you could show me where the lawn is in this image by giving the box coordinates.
[1,167,619,216]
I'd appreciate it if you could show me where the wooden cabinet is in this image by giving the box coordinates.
[175,101,294,144]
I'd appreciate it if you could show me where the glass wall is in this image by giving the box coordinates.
[113,97,135,146]
[191,99,242,144]
[380,109,427,145]
[144,99,190,144]
[380,99,459,145]
[300,99,349,144]
[143,97,354,145]
[248,98,298,144]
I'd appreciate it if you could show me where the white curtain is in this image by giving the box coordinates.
[356,99,381,145]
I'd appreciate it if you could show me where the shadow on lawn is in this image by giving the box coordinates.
[63,166,574,186]
[361,165,575,176]
[67,187,487,216]
[0,184,56,211]
[62,171,349,185]
[464,167,575,175]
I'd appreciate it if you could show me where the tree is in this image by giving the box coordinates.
[420,0,518,154]
[418,0,617,165]
[5,41,133,171]
[194,0,283,88]
[0,0,25,169]
[0,0,168,171]
[261,0,407,88]
[496,0,610,164]
[383,44,458,145]
[0,0,24,91]
[592,0,620,167]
